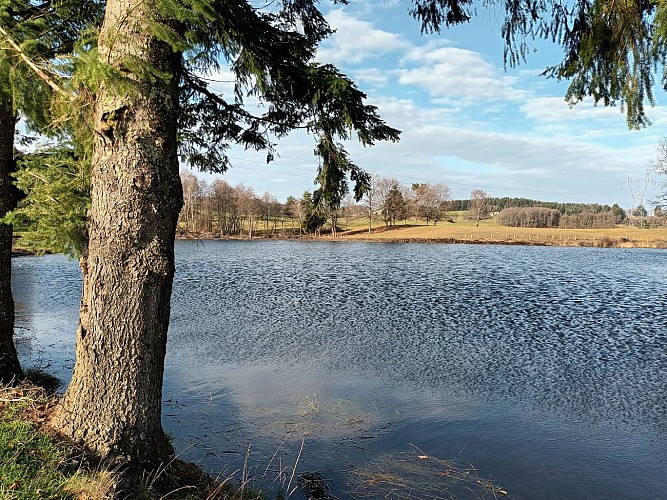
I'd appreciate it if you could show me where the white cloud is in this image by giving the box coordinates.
[316,9,409,65]
[397,43,527,102]
[341,113,654,205]
[521,97,621,123]
[352,67,392,87]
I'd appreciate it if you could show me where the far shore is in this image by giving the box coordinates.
[12,223,667,254]
[176,224,667,249]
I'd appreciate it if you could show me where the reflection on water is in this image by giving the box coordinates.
[11,241,667,499]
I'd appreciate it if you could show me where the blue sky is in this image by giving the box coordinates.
[200,1,665,209]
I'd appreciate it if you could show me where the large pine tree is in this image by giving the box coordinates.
[49,0,401,472]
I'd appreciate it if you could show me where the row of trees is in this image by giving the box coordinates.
[497,206,627,229]
[452,197,628,219]
[180,171,357,237]
[180,171,664,235]
[180,172,284,237]
[178,172,457,237]
[3,0,667,487]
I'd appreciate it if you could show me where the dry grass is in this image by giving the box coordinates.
[0,381,262,500]
[333,220,667,248]
[347,445,511,499]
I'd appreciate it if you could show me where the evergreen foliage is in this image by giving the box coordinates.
[1,1,101,256]
[300,190,326,233]
[414,0,667,129]
[451,197,627,219]
[381,183,407,226]
[0,0,102,130]
[499,0,666,129]
[6,147,90,257]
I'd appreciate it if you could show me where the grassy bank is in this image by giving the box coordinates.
[0,380,254,499]
[332,218,667,248]
[17,215,667,249]
[172,216,667,248]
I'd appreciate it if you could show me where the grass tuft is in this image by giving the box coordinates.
[0,381,262,499]
[347,445,512,499]
[0,383,86,499]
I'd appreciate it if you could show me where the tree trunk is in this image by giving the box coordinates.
[50,0,182,472]
[0,92,22,383]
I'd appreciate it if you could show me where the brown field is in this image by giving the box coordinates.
[167,213,667,249]
[330,218,667,248]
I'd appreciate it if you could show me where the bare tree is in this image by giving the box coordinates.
[650,138,667,210]
[236,184,258,238]
[412,182,451,225]
[363,174,377,233]
[179,171,198,233]
[468,189,490,227]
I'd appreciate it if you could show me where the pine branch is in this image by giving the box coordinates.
[182,71,308,130]
[0,23,72,98]
[10,1,52,20]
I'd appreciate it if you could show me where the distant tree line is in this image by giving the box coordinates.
[452,197,627,219]
[496,206,624,229]
[182,171,651,234]
[179,171,457,237]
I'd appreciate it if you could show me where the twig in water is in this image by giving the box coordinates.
[263,424,299,478]
[285,438,304,497]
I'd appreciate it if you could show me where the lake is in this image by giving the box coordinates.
[11,240,667,499]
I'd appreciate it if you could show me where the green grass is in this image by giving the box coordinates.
[0,390,81,499]
[0,383,265,499]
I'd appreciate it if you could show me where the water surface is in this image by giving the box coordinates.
[12,241,667,499]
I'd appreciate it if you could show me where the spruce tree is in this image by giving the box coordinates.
[47,0,400,473]
[0,0,100,382]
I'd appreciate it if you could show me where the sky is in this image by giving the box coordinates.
[196,1,666,209]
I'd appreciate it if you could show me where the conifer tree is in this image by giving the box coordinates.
[0,0,100,382]
[47,0,400,472]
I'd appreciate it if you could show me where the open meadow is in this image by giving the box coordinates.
[333,214,667,248]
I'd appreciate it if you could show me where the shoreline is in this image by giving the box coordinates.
[12,229,667,254]
[175,231,667,249]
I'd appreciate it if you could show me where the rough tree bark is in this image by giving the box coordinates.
[50,0,183,471]
[0,92,23,383]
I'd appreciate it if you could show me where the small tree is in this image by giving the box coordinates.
[468,189,490,227]
[381,183,407,227]
[301,191,326,235]
[284,195,300,230]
